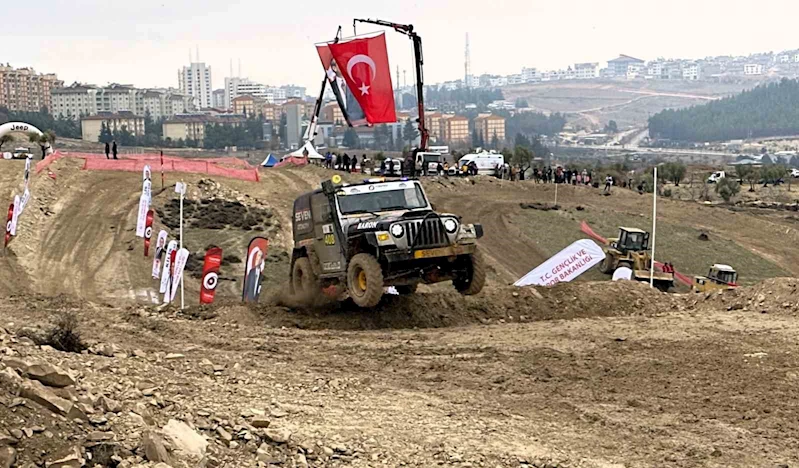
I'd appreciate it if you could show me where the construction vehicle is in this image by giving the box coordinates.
[597,227,674,291]
[289,176,485,308]
[693,264,738,292]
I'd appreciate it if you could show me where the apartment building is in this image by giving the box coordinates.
[682,63,701,80]
[426,112,443,141]
[439,115,470,145]
[262,103,280,121]
[0,65,63,112]
[81,111,144,142]
[744,64,764,75]
[574,63,599,80]
[52,84,191,119]
[321,102,345,125]
[178,62,213,109]
[212,89,226,109]
[474,114,506,143]
[231,95,263,117]
[162,114,246,144]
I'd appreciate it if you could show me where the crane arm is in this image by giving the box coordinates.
[352,18,429,150]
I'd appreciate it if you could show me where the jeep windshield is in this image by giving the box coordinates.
[337,182,429,215]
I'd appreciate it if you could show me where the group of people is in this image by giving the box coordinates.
[104,141,119,160]
[530,167,595,185]
[324,152,364,173]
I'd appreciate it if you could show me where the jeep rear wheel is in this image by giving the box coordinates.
[292,257,318,296]
[347,253,384,308]
[454,250,486,296]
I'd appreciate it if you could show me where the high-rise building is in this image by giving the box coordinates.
[285,102,303,149]
[0,65,63,112]
[440,115,469,145]
[178,62,213,109]
[212,89,226,109]
[474,114,506,143]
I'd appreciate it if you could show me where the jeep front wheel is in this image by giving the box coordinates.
[454,250,486,296]
[292,257,318,296]
[347,253,384,308]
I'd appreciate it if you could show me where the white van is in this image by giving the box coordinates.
[455,150,504,176]
[707,171,726,183]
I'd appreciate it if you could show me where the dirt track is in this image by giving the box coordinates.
[3,161,799,467]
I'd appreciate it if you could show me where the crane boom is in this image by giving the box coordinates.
[353,18,428,150]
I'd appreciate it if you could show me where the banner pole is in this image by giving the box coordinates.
[650,167,657,288]
[554,181,558,207]
[160,150,165,190]
[180,182,184,310]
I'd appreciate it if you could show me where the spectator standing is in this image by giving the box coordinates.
[112,141,118,160]
[604,175,613,194]
[105,142,110,160]
[351,155,357,173]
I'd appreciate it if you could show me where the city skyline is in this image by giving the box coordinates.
[4,0,799,94]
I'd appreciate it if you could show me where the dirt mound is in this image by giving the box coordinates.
[699,277,799,315]
[211,280,679,331]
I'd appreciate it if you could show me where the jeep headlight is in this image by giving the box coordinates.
[443,218,458,234]
[390,224,405,238]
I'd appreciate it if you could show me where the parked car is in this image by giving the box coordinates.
[707,171,726,183]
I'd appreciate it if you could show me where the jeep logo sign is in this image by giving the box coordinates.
[0,122,43,141]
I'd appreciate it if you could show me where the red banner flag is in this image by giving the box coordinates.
[327,33,396,124]
[4,203,13,247]
[144,210,154,257]
[200,247,223,304]
[243,237,269,302]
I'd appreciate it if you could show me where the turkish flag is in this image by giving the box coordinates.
[200,247,223,304]
[327,33,397,124]
[4,203,13,247]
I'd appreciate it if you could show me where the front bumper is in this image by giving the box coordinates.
[383,243,477,263]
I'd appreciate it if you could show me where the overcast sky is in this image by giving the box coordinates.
[3,0,795,92]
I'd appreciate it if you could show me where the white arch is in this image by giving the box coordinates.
[0,122,52,155]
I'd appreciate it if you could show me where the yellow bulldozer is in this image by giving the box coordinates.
[693,264,738,293]
[597,227,674,291]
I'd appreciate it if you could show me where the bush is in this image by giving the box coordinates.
[662,188,672,198]
[19,312,87,353]
[715,177,741,202]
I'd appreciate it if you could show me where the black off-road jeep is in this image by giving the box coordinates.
[290,177,485,307]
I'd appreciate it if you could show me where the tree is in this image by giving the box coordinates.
[512,145,534,175]
[402,120,418,146]
[343,128,360,148]
[661,162,687,186]
[515,98,529,108]
[373,124,390,150]
[27,132,39,144]
[514,133,531,149]
[98,122,113,143]
[490,133,500,150]
[715,177,741,202]
[0,134,13,151]
[45,130,56,147]
[604,120,619,134]
[736,165,759,192]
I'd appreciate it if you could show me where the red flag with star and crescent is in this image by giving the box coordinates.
[327,33,397,124]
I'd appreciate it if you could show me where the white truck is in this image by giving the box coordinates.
[707,171,726,183]
[451,150,505,176]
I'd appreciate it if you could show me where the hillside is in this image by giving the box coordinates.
[650,78,799,141]
[5,159,799,466]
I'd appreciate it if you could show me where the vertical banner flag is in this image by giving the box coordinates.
[24,157,31,189]
[142,165,152,204]
[152,230,168,279]
[316,44,352,125]
[19,188,30,213]
[514,239,606,287]
[327,32,397,124]
[9,195,20,236]
[242,237,269,302]
[200,247,223,304]
[135,195,149,237]
[159,240,178,294]
[4,203,13,247]
[169,248,190,302]
[164,248,179,303]
[144,209,154,257]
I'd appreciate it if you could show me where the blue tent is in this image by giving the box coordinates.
[261,154,278,167]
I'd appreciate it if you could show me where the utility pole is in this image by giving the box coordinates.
[464,32,471,88]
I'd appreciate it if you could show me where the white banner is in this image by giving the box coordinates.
[159,240,178,294]
[612,267,633,281]
[19,188,30,214]
[152,230,168,279]
[168,248,190,302]
[9,195,20,236]
[514,239,605,287]
[143,165,151,182]
[135,194,149,238]
[143,179,152,205]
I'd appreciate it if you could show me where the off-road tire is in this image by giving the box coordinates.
[347,253,384,308]
[292,257,318,296]
[454,250,486,296]
[617,261,633,271]
[598,255,614,274]
[396,284,418,295]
